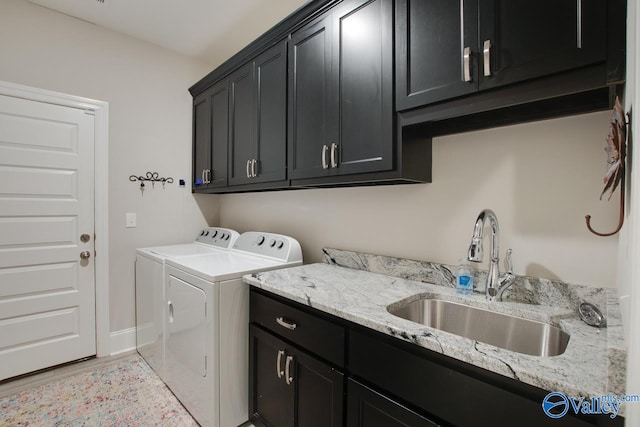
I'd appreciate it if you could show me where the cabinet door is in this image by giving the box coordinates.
[254,41,287,184]
[288,16,336,180]
[478,0,606,90]
[193,90,211,189]
[396,0,478,110]
[333,0,394,176]
[193,81,228,190]
[295,348,344,427]
[209,80,229,188]
[249,325,294,427]
[228,63,256,186]
[347,379,438,427]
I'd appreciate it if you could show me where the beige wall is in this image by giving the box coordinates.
[221,111,619,287]
[0,0,218,332]
[0,0,622,333]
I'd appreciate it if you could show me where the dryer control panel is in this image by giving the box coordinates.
[195,227,239,249]
[232,232,303,263]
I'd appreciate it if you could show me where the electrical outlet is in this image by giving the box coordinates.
[126,212,137,228]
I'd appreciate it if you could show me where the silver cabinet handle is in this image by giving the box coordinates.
[483,39,492,77]
[206,169,211,184]
[246,160,251,178]
[251,159,257,177]
[321,145,329,169]
[80,251,91,260]
[276,350,285,379]
[463,47,472,82]
[330,143,338,168]
[285,355,294,385]
[201,169,206,184]
[276,317,297,330]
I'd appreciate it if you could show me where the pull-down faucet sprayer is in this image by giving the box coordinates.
[467,209,515,301]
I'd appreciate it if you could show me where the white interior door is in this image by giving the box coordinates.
[0,94,96,380]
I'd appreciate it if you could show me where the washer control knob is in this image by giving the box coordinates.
[205,231,209,236]
[257,236,265,245]
[225,234,230,240]
[212,230,218,238]
[200,230,205,236]
[277,240,284,249]
[269,239,276,247]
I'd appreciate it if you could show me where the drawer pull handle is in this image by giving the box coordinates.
[285,355,294,385]
[276,317,297,330]
[276,350,285,378]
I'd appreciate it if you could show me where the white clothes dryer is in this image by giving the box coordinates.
[164,231,302,427]
[135,227,239,378]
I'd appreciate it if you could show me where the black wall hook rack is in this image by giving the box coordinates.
[129,172,174,191]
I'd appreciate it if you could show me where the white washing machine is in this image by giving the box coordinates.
[135,227,239,378]
[164,231,302,427]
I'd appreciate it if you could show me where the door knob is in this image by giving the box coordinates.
[80,251,91,260]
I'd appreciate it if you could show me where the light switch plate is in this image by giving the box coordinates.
[126,212,136,228]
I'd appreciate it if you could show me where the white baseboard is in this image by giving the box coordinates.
[109,327,136,356]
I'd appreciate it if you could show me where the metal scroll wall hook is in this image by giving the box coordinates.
[585,181,625,237]
[585,106,630,237]
[129,171,174,194]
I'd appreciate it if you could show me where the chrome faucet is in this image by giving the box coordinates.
[467,209,516,301]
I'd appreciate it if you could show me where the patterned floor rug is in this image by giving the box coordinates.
[0,355,198,426]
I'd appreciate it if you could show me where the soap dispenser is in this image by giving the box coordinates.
[456,259,474,295]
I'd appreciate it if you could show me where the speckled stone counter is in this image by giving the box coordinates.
[244,248,627,405]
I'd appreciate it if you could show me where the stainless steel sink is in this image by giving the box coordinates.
[387,298,570,357]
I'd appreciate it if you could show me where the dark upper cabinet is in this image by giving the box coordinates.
[193,80,228,189]
[478,0,606,91]
[288,0,394,181]
[228,64,255,186]
[396,0,608,111]
[396,0,479,110]
[255,42,288,184]
[288,16,335,180]
[229,41,288,186]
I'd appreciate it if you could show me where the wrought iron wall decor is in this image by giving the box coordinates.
[129,172,174,194]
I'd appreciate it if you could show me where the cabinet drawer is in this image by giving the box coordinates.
[250,290,345,367]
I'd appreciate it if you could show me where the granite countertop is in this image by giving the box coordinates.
[243,249,626,402]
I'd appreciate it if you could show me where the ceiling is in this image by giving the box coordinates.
[27,0,308,66]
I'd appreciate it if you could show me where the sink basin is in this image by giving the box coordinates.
[387,298,570,357]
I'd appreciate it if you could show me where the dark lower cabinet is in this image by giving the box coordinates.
[249,325,344,427]
[249,289,624,427]
[347,379,439,427]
